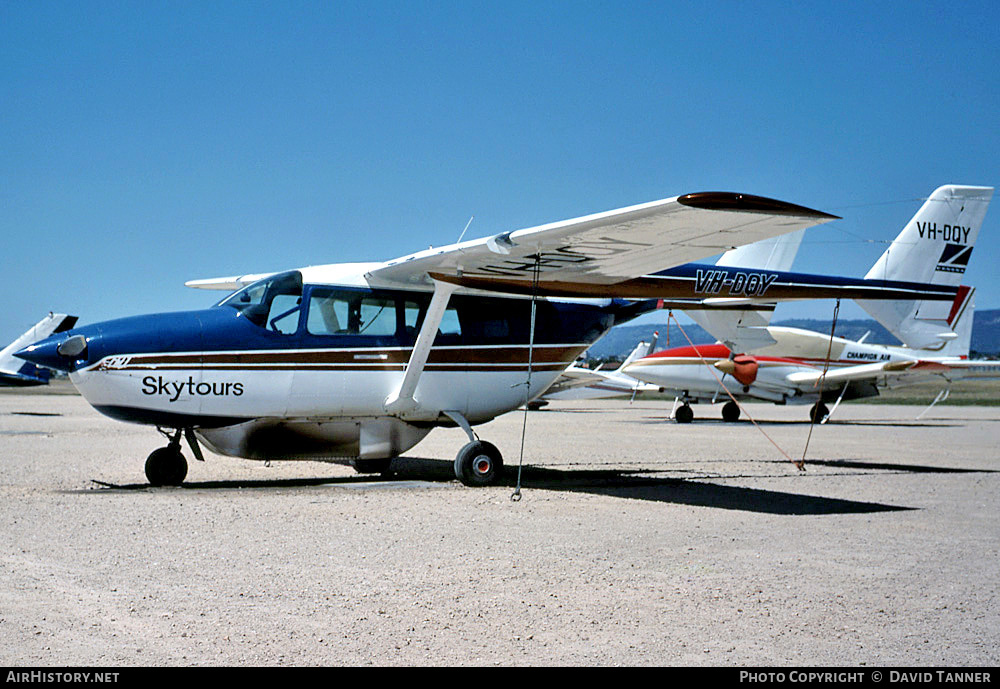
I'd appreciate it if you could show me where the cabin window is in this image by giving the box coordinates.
[218,271,304,333]
[395,299,461,343]
[357,297,397,336]
[305,289,397,337]
[267,294,302,334]
[306,293,348,335]
[439,307,461,337]
[463,316,508,340]
[402,301,422,341]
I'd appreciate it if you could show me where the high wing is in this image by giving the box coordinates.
[785,358,1000,390]
[365,192,838,293]
[186,192,959,305]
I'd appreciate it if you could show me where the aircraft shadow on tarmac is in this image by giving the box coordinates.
[527,407,611,414]
[786,458,996,474]
[82,455,994,516]
[637,416,964,429]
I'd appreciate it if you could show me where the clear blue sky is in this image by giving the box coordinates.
[2,1,998,343]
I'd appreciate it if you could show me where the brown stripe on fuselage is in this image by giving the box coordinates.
[92,345,588,372]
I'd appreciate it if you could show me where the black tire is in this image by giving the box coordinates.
[454,441,503,487]
[722,401,741,422]
[675,404,694,424]
[810,402,830,423]
[352,457,393,474]
[145,447,188,487]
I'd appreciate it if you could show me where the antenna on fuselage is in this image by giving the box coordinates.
[457,216,475,244]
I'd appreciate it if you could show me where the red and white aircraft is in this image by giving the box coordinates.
[621,185,997,423]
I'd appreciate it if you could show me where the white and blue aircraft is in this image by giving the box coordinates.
[16,191,960,486]
[1,313,77,387]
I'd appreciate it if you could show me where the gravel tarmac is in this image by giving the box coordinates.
[1,390,998,667]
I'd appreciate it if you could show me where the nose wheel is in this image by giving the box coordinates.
[809,402,830,423]
[145,446,188,486]
[721,401,741,422]
[454,440,503,487]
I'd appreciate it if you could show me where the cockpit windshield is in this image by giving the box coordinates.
[217,271,304,333]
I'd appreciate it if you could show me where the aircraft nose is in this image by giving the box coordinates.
[15,333,88,373]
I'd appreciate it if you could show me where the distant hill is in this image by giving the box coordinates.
[974,308,1000,355]
[585,308,1000,361]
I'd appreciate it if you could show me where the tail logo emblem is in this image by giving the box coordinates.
[936,244,973,274]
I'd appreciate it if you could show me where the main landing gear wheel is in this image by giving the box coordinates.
[454,440,503,487]
[145,446,188,487]
[352,457,393,474]
[721,401,741,422]
[809,402,830,424]
[674,404,694,424]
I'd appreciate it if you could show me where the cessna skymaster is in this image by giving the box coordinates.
[621,185,996,423]
[16,191,961,486]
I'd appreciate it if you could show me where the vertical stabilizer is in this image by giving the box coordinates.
[715,229,805,272]
[0,313,78,386]
[621,331,660,368]
[857,185,992,349]
[688,230,805,352]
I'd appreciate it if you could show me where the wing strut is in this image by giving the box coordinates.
[916,387,951,420]
[384,279,459,417]
[821,383,849,424]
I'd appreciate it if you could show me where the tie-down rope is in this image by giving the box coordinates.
[511,254,541,502]
[667,310,804,471]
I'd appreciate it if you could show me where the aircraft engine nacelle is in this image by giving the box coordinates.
[714,355,759,386]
